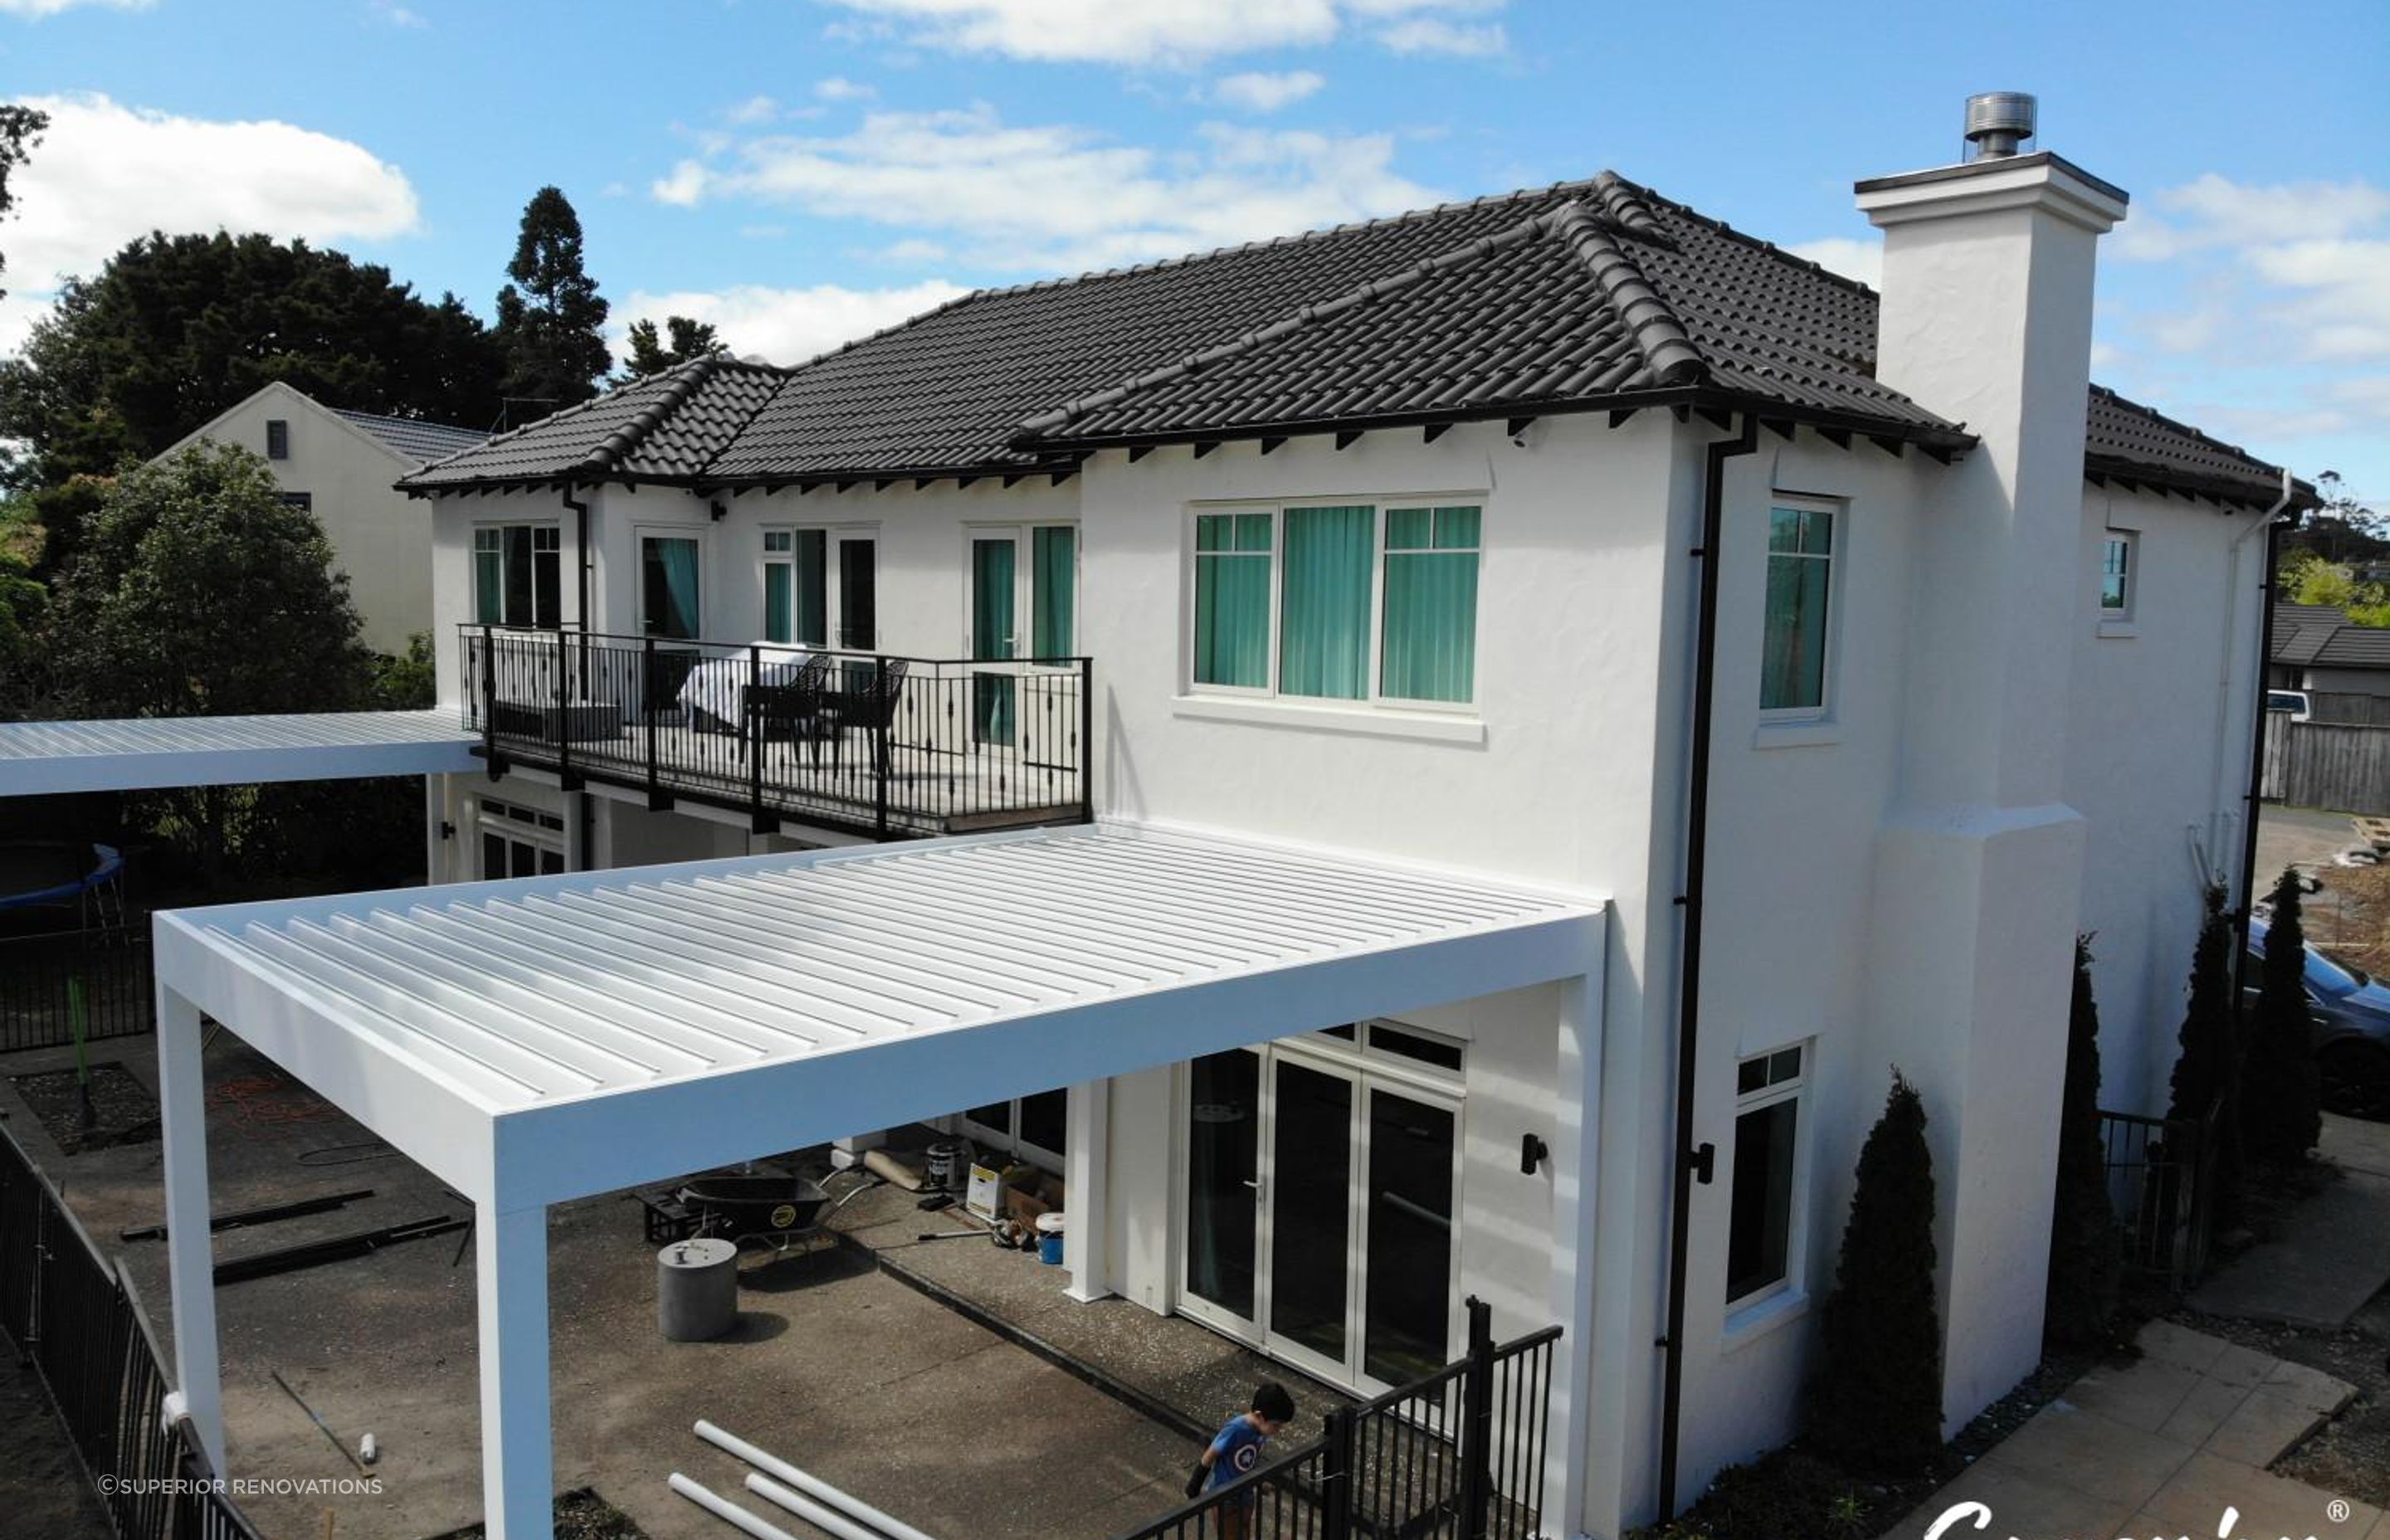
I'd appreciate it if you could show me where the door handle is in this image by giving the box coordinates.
[1241,1178,1262,1192]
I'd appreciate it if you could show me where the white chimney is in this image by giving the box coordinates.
[1852,100,2129,1435]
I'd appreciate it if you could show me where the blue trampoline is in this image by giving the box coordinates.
[0,841,125,919]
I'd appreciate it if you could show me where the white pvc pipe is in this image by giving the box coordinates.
[695,1419,944,1540]
[744,1473,903,1540]
[667,1473,802,1540]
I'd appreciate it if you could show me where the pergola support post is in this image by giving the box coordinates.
[1544,971,1605,1538]
[1063,1077,1111,1303]
[476,1203,553,1540]
[156,983,227,1475]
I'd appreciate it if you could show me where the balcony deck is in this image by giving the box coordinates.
[461,627,1090,840]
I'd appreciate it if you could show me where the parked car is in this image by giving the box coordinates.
[2246,917,2390,1119]
[2265,689,2312,722]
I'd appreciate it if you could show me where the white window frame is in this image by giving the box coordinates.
[473,797,566,880]
[763,523,879,651]
[2099,530,2138,626]
[1724,1040,1812,1323]
[1757,496,1844,724]
[962,521,1081,665]
[471,520,563,631]
[636,526,707,641]
[954,1087,1069,1175]
[1183,497,1485,714]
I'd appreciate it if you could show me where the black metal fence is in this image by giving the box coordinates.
[1115,1300,1560,1540]
[2099,1099,2222,1293]
[461,624,1093,839]
[0,927,154,1054]
[0,1122,265,1540]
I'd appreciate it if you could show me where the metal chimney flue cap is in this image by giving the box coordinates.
[1963,91,2037,158]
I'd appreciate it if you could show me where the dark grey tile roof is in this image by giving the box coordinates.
[332,408,488,466]
[2270,604,2390,671]
[397,171,2298,507]
[2084,387,2293,506]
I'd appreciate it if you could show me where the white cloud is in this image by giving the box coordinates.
[0,0,148,16]
[814,76,878,102]
[2245,239,2390,362]
[0,93,421,353]
[647,104,1440,275]
[1781,236,1880,290]
[2112,174,2390,263]
[614,280,970,367]
[368,1,427,27]
[809,0,1504,66]
[1212,71,1324,113]
[723,95,781,124]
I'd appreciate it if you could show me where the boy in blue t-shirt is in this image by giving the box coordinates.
[1184,1381,1296,1534]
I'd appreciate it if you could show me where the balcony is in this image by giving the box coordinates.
[459,626,1091,840]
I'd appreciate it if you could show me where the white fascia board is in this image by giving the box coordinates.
[490,909,1602,1210]
[0,733,479,796]
[154,914,501,1201]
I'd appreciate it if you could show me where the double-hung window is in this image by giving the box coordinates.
[2100,534,2134,619]
[1759,502,1836,714]
[1726,1043,1807,1309]
[1192,501,1481,707]
[473,524,563,629]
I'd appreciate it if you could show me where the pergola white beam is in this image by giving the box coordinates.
[1062,1078,1111,1303]
[477,1205,552,1540]
[155,985,225,1476]
[0,710,478,796]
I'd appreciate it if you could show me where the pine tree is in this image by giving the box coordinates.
[2242,869,2322,1163]
[1808,1070,1944,1472]
[2167,885,2236,1125]
[2045,937,2120,1348]
[493,187,611,412]
[623,315,720,379]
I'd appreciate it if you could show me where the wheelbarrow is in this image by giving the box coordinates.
[676,1174,832,1255]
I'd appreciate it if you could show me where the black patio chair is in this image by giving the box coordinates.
[740,655,834,760]
[800,658,910,769]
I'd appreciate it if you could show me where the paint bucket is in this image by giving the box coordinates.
[1036,1211,1066,1266]
[925,1140,968,1193]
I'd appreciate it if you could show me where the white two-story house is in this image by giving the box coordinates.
[376,105,2307,1533]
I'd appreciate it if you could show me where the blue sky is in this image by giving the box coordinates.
[5,0,2385,499]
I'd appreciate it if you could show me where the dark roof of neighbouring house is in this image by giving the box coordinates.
[334,408,490,466]
[399,171,2302,507]
[2270,604,2390,671]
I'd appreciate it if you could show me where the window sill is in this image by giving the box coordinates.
[2097,619,2139,640]
[1752,719,1843,751]
[1171,694,1486,744]
[1722,1286,1810,1351]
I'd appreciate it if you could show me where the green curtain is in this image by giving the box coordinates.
[973,537,1017,743]
[763,563,793,643]
[1759,508,1832,710]
[1194,513,1271,688]
[473,533,502,625]
[794,529,827,646]
[1381,506,1480,704]
[642,537,700,640]
[1032,525,1076,657]
[1279,505,1373,699]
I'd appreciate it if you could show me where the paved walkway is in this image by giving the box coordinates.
[2192,1118,2390,1328]
[1884,1321,2371,1539]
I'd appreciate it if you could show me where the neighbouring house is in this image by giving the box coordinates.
[155,380,489,655]
[0,100,2313,1540]
[2270,602,2390,711]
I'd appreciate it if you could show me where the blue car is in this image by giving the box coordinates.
[2247,917,2390,1119]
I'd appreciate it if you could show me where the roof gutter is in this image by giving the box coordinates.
[1656,411,1760,1518]
[2231,467,2300,1001]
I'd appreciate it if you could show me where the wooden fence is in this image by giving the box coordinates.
[2262,716,2390,814]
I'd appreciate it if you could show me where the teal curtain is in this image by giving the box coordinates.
[642,537,701,640]
[1759,507,1832,710]
[473,532,502,625]
[973,537,1017,744]
[1279,505,1373,699]
[1032,525,1076,658]
[1381,506,1480,704]
[1194,513,1271,688]
[763,563,793,644]
[794,529,827,646]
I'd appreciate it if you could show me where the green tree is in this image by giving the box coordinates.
[0,232,505,496]
[2242,870,2322,1163]
[2045,937,2121,1348]
[46,442,375,877]
[2164,885,2245,1226]
[622,314,721,379]
[1808,1070,1944,1473]
[493,187,611,412]
[0,103,50,300]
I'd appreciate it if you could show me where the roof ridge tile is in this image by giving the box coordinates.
[1542,201,1707,387]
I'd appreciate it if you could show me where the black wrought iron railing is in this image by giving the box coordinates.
[2099,1100,2222,1293]
[0,926,154,1054]
[0,1121,266,1540]
[458,625,1093,841]
[1115,1300,1559,1540]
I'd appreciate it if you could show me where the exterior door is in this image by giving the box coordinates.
[970,532,1020,745]
[1266,1055,1361,1380]
[1181,1049,1263,1336]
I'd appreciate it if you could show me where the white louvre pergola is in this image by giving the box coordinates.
[0,710,477,794]
[152,820,1607,1540]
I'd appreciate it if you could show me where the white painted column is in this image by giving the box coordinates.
[155,984,225,1475]
[1544,972,1604,1538]
[1064,1077,1112,1303]
[423,775,446,883]
[476,1204,553,1540]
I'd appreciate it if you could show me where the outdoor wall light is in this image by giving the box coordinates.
[1520,1133,1549,1175]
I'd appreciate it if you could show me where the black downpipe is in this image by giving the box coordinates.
[563,488,593,873]
[1657,412,1758,1518]
[2231,505,2292,998]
